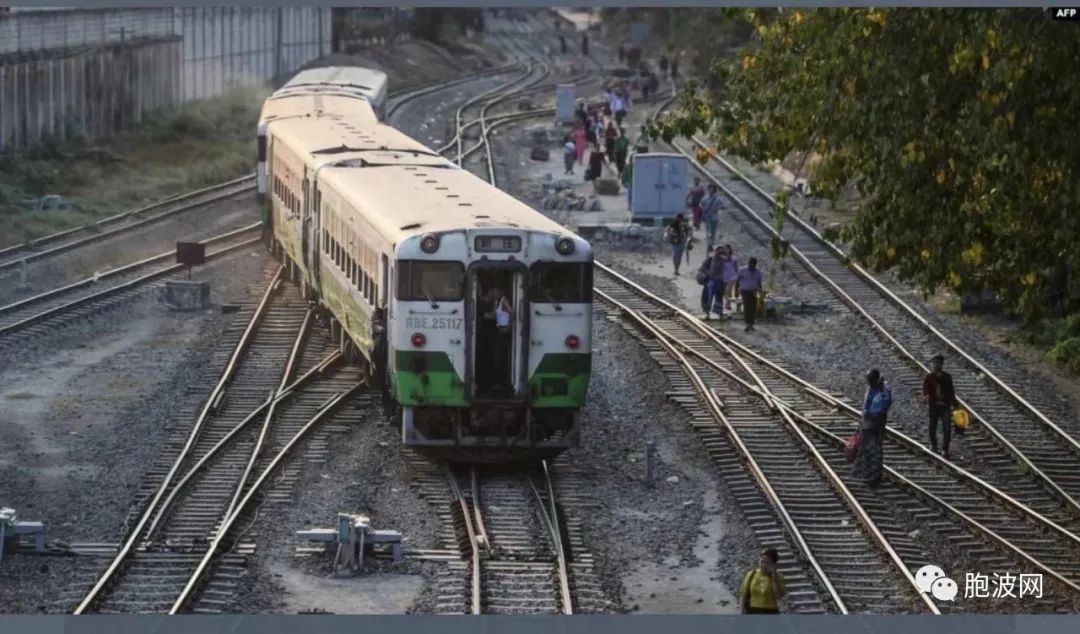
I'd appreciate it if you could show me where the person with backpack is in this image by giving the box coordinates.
[696,245,729,319]
[854,368,891,488]
[740,548,786,614]
[686,177,706,230]
[665,214,691,276]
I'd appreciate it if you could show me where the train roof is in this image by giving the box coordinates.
[268,113,579,247]
[277,66,388,100]
[318,162,574,245]
[259,93,377,126]
[269,114,441,163]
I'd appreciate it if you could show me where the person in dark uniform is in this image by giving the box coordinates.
[559,34,567,55]
[922,353,960,458]
[581,33,589,55]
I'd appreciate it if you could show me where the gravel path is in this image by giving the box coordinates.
[0,246,270,614]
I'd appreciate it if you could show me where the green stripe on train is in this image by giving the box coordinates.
[530,353,591,407]
[393,350,468,406]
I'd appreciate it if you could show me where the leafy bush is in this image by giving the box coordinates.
[1047,337,1080,376]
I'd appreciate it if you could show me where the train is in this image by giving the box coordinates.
[256,67,594,462]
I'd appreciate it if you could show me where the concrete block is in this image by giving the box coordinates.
[164,280,210,311]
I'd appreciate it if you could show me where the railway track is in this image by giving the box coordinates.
[591,260,1080,613]
[65,266,365,613]
[650,118,1080,518]
[412,462,580,614]
[0,223,261,342]
[0,176,255,273]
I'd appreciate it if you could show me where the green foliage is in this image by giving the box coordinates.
[657,8,1080,325]
[1047,337,1080,375]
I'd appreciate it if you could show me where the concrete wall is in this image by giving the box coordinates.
[0,8,332,152]
[0,37,182,151]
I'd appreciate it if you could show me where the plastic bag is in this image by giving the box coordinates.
[952,409,970,435]
[844,432,862,463]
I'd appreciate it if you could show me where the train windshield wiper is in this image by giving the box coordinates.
[421,285,438,309]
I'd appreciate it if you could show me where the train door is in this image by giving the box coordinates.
[469,266,526,400]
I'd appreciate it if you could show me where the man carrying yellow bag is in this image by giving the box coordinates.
[921,353,960,459]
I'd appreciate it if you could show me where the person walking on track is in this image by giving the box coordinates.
[562,135,576,175]
[721,245,740,312]
[605,121,618,163]
[855,368,892,488]
[922,353,959,459]
[572,124,587,165]
[687,177,706,230]
[701,245,729,320]
[699,184,725,251]
[622,156,634,210]
[665,214,691,276]
[581,34,589,56]
[740,548,786,614]
[736,257,763,332]
[614,128,630,176]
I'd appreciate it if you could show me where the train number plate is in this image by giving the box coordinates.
[406,317,463,330]
[475,236,521,253]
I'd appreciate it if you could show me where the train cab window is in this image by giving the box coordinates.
[397,261,465,302]
[529,262,593,303]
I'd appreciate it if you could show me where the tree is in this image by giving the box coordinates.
[657,9,1080,323]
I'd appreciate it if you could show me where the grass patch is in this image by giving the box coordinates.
[1009,313,1080,376]
[0,85,267,249]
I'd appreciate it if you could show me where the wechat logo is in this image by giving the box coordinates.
[915,564,958,601]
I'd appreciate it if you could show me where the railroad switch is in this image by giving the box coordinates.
[296,513,402,576]
[0,507,47,564]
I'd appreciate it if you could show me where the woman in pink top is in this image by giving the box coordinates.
[572,125,587,164]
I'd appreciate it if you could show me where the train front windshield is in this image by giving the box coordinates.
[397,261,465,302]
[529,262,592,303]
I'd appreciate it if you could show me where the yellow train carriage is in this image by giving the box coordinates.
[264,114,452,359]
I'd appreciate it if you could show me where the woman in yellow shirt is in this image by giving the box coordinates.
[739,548,786,614]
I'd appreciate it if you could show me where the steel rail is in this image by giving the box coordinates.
[220,308,313,525]
[0,222,260,320]
[141,351,341,541]
[590,288,850,613]
[530,461,573,615]
[73,265,286,615]
[595,257,1080,599]
[446,466,483,615]
[649,105,1080,517]
[169,380,366,614]
[0,175,255,269]
[0,224,262,339]
[595,253,1080,545]
[385,64,521,121]
[597,282,937,614]
[693,322,1080,550]
[691,138,1080,459]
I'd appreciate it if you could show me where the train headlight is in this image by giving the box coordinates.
[411,333,427,348]
[555,237,575,256]
[420,234,440,254]
[565,335,580,349]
